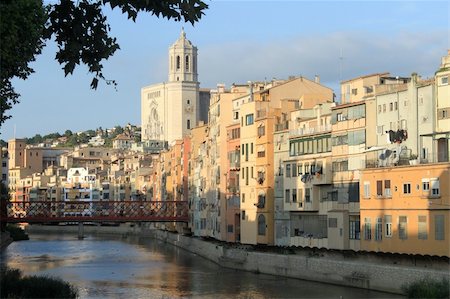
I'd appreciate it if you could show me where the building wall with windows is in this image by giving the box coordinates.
[360,163,450,257]
[375,75,435,162]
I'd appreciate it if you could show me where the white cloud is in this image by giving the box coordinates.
[198,30,448,90]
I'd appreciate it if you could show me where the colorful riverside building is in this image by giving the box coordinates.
[359,51,450,257]
[239,76,334,245]
[360,163,449,257]
[278,102,335,248]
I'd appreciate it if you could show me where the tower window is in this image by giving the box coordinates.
[185,55,189,71]
[187,119,191,129]
[176,56,181,70]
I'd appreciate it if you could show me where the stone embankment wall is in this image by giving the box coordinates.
[147,229,450,295]
[24,224,450,294]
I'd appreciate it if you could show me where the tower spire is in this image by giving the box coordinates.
[180,27,186,39]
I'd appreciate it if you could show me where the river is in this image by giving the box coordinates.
[1,233,401,298]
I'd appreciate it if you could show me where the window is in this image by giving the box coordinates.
[292,163,297,177]
[351,88,357,95]
[292,189,297,203]
[441,76,449,85]
[363,181,370,198]
[227,225,233,233]
[394,102,398,110]
[233,111,239,120]
[374,217,382,241]
[305,188,311,203]
[242,193,245,203]
[378,105,381,113]
[285,189,290,203]
[245,114,254,125]
[176,55,180,70]
[285,164,291,178]
[297,163,303,176]
[418,216,427,240]
[422,179,430,192]
[403,183,411,194]
[435,215,445,240]
[364,218,372,240]
[383,104,386,112]
[258,214,266,236]
[398,216,407,239]
[242,210,246,220]
[431,179,440,196]
[245,167,249,185]
[257,194,265,208]
[187,119,191,129]
[185,55,189,71]
[376,180,383,197]
[384,180,391,197]
[389,102,393,111]
[328,218,338,228]
[257,125,265,137]
[251,143,253,154]
[349,215,360,240]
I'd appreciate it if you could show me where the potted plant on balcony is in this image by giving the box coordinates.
[409,154,418,165]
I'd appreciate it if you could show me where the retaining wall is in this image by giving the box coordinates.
[24,224,450,294]
[149,229,450,295]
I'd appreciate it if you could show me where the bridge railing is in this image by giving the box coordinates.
[4,200,189,223]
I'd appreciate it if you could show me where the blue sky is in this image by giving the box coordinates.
[2,0,449,141]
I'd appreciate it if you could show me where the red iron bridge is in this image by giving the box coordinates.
[2,200,189,223]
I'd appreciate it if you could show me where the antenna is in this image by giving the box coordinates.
[339,47,344,82]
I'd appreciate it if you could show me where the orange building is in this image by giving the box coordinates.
[360,163,450,257]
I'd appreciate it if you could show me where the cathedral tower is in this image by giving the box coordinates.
[168,28,198,83]
[141,29,200,145]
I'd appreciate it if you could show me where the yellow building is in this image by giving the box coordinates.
[360,163,450,257]
[240,77,333,245]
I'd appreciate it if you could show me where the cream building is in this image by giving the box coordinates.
[141,29,201,145]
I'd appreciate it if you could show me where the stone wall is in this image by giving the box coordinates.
[149,229,450,294]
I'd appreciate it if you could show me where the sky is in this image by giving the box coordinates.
[1,0,449,141]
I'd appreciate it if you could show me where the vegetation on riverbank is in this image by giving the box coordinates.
[0,267,78,298]
[5,225,29,241]
[402,277,449,298]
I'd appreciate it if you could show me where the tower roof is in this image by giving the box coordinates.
[171,27,194,48]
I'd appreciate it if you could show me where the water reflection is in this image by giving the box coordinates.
[1,233,401,298]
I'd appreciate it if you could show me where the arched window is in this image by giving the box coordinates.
[176,56,181,70]
[187,119,191,129]
[258,214,266,236]
[185,55,189,71]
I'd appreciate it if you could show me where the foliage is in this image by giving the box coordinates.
[1,0,208,127]
[402,277,449,299]
[5,225,29,241]
[0,0,47,126]
[0,182,9,232]
[0,266,78,298]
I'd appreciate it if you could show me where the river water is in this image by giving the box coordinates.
[1,233,401,298]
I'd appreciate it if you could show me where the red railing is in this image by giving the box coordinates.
[3,200,188,223]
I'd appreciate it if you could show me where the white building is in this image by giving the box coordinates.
[141,29,200,145]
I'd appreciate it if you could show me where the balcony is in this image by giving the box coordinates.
[275,121,289,132]
[256,109,267,119]
[289,124,331,138]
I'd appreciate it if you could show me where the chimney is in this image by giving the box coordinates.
[315,75,320,83]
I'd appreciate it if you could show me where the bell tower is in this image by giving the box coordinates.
[168,28,198,83]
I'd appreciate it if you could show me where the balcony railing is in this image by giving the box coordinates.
[289,124,332,137]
